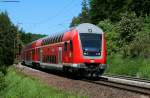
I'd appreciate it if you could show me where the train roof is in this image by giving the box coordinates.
[40,23,103,40]
[45,23,103,38]
[76,23,103,34]
[22,23,104,50]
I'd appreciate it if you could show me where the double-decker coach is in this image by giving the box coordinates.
[20,23,107,77]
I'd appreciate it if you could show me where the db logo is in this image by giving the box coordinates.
[90,60,94,63]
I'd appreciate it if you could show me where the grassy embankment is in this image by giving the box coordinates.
[106,55,150,79]
[0,67,87,98]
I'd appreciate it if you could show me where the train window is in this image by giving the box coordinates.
[51,56,53,63]
[45,56,46,62]
[56,36,59,43]
[45,39,47,45]
[53,37,55,43]
[55,36,57,43]
[43,56,45,62]
[47,56,49,62]
[46,40,48,45]
[49,56,51,63]
[53,56,55,63]
[45,40,47,45]
[64,42,67,51]
[70,40,73,51]
[41,42,43,45]
[54,56,56,63]
[50,38,52,44]
[46,56,48,62]
[61,34,63,41]
[44,40,46,45]
[52,38,54,43]
[49,38,51,44]
[32,50,35,55]
[54,37,56,43]
[51,38,53,43]
[48,56,50,63]
[58,35,61,42]
[54,37,57,43]
[49,39,51,44]
[45,56,47,62]
[52,56,54,63]
[47,39,49,44]
[43,40,45,45]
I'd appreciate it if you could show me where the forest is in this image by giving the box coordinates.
[70,0,150,78]
[0,11,46,91]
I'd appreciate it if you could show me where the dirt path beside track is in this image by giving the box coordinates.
[15,64,149,98]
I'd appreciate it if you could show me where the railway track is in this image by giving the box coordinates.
[84,75,150,95]
[104,73,150,83]
[17,64,150,96]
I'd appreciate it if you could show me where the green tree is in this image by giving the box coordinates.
[117,12,143,46]
[90,0,129,24]
[0,11,17,66]
[98,19,119,55]
[70,17,81,27]
[19,30,46,45]
[70,0,90,27]
[117,12,143,57]
[80,0,90,23]
[129,0,150,16]
[126,15,150,58]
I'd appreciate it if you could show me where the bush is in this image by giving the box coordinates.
[116,12,144,58]
[0,65,7,75]
[127,31,150,58]
[98,20,119,55]
[1,68,87,98]
[121,15,150,58]
[117,12,143,47]
[106,55,150,79]
[0,71,6,91]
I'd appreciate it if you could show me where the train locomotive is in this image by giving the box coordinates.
[20,23,107,77]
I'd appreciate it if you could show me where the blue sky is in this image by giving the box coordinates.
[0,0,82,35]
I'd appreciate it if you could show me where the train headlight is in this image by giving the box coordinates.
[84,52,87,55]
[96,52,101,56]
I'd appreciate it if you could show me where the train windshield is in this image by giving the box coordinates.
[79,33,102,56]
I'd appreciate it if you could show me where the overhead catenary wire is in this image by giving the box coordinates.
[21,0,82,34]
[33,0,76,25]
[22,0,81,26]
[0,0,20,2]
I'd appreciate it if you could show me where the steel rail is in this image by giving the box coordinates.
[104,73,150,83]
[85,79,150,95]
[18,64,150,95]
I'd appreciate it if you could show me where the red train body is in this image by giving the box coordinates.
[20,23,107,77]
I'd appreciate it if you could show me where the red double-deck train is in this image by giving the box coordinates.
[20,23,107,77]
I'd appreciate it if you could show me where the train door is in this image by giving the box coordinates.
[32,49,35,61]
[63,42,69,63]
[30,51,32,62]
[40,48,42,63]
[58,47,62,64]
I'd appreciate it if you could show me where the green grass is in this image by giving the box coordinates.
[0,68,87,98]
[106,55,150,79]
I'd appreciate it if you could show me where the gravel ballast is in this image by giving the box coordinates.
[15,64,150,98]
